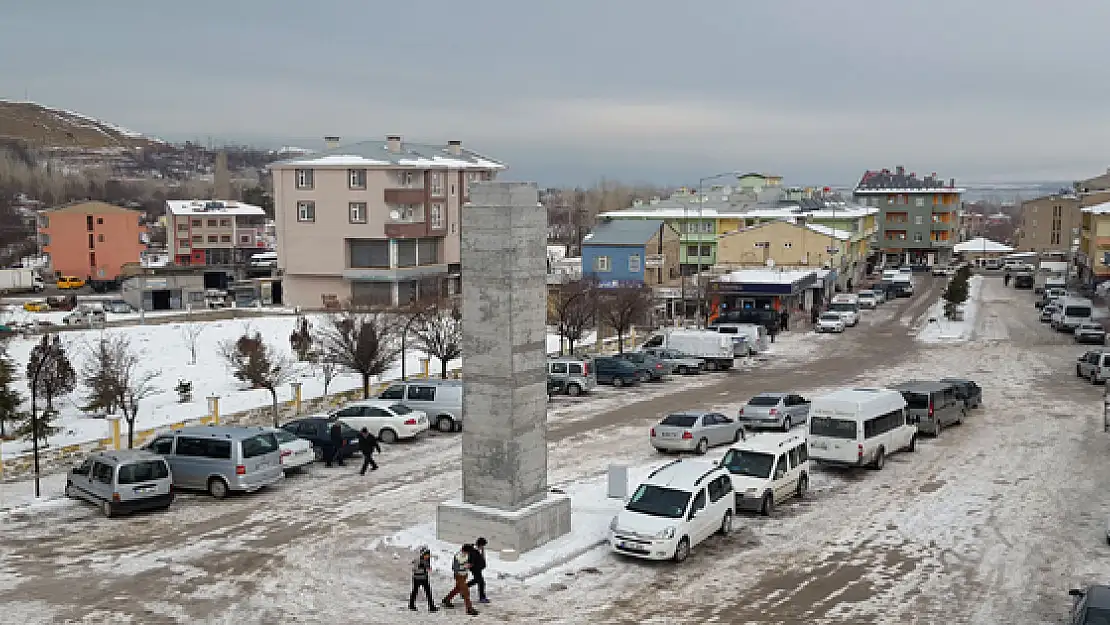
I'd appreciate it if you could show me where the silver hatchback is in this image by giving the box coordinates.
[738,393,811,431]
[650,411,745,455]
[65,450,174,518]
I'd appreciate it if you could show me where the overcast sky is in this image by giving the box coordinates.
[1,0,1107,186]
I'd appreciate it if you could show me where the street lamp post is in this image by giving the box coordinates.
[695,172,743,326]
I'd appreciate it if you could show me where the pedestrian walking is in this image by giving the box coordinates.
[1003,272,1011,287]
[358,427,381,474]
[326,421,345,468]
[466,537,489,603]
[408,546,438,612]
[780,309,789,332]
[442,544,479,615]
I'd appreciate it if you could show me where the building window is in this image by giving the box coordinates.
[701,245,711,256]
[398,171,414,187]
[39,234,50,245]
[88,233,95,249]
[295,168,314,189]
[783,241,792,248]
[96,217,103,225]
[754,241,770,248]
[192,235,203,243]
[914,215,924,225]
[594,256,611,272]
[191,219,202,228]
[240,234,251,244]
[417,238,439,265]
[297,201,316,222]
[396,240,417,267]
[430,203,444,229]
[208,235,219,243]
[349,202,367,224]
[348,169,366,189]
[177,223,188,232]
[220,235,231,243]
[86,215,94,231]
[219,219,231,227]
[913,233,923,242]
[450,183,456,196]
[179,239,190,249]
[431,172,443,196]
[701,221,714,233]
[89,252,96,267]
[207,219,218,228]
[915,197,925,207]
[628,254,642,272]
[348,239,390,269]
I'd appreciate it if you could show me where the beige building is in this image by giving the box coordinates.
[716,219,857,285]
[270,135,505,309]
[165,200,268,267]
[1016,195,1081,253]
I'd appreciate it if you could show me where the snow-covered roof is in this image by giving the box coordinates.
[804,223,852,241]
[853,187,966,194]
[1082,200,1110,215]
[165,200,266,217]
[953,237,1013,253]
[715,269,817,284]
[600,204,877,221]
[270,138,505,171]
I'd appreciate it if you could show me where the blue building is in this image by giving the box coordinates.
[581,218,680,287]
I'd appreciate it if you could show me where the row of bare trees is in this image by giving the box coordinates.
[548,280,654,355]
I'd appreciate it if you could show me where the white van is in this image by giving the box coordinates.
[828,294,860,327]
[806,388,916,470]
[710,323,768,355]
[1052,297,1093,333]
[719,432,809,516]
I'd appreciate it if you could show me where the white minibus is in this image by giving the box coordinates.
[806,388,916,470]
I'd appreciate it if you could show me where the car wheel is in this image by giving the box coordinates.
[935,420,943,437]
[1078,366,1084,378]
[781,416,792,432]
[694,438,709,455]
[872,447,886,470]
[102,501,115,518]
[760,492,774,516]
[208,477,229,499]
[718,510,733,536]
[796,473,809,498]
[436,416,455,433]
[566,383,582,397]
[673,537,690,563]
[379,428,398,444]
[905,435,917,452]
[611,377,624,388]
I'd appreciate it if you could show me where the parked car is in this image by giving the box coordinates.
[329,400,430,443]
[856,290,878,309]
[1012,272,1034,289]
[1077,349,1110,384]
[815,312,846,333]
[806,388,916,470]
[65,450,174,518]
[828,295,861,327]
[63,308,106,327]
[281,417,361,461]
[143,426,283,498]
[105,299,132,313]
[650,411,745,454]
[1040,304,1060,323]
[272,428,314,472]
[939,378,983,410]
[930,265,951,277]
[547,379,566,397]
[547,357,597,396]
[1069,585,1110,624]
[592,356,643,387]
[738,392,810,431]
[1075,322,1107,345]
[888,380,965,437]
[720,432,809,516]
[22,300,48,312]
[640,348,705,375]
[56,276,85,289]
[376,379,464,433]
[608,459,735,563]
[614,351,671,381]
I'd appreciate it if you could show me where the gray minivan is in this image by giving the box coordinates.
[377,380,464,433]
[888,381,966,437]
[145,426,283,498]
[65,450,174,518]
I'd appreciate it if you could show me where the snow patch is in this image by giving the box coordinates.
[916,275,983,344]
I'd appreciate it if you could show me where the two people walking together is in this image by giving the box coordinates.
[325,421,381,474]
[409,538,490,616]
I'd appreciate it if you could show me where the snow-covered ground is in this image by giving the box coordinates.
[917,274,984,343]
[0,315,600,458]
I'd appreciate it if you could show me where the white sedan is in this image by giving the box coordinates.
[273,428,314,471]
[330,400,430,443]
[815,312,846,333]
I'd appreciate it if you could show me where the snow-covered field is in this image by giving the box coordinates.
[0,315,599,458]
[917,274,984,343]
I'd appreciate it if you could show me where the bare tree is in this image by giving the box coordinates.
[596,286,653,354]
[179,317,205,366]
[81,334,160,448]
[220,331,295,427]
[316,352,339,396]
[548,279,596,355]
[317,312,400,398]
[412,303,462,378]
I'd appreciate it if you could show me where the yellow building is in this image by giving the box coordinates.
[1080,200,1110,282]
[716,220,861,288]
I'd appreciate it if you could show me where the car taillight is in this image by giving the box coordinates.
[928,403,934,417]
[583,363,590,375]
[769,408,778,416]
[112,492,121,502]
[404,418,417,425]
[650,428,656,437]
[656,364,663,369]
[682,431,693,440]
[857,444,864,459]
[281,449,292,457]
[236,465,246,475]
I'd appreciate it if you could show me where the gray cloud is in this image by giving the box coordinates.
[1,0,1108,185]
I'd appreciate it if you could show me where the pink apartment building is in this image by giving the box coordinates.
[270,135,506,309]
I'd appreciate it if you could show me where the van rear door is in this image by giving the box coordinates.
[807,415,859,463]
[240,433,282,481]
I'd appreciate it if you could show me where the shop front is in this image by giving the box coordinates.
[707,269,818,324]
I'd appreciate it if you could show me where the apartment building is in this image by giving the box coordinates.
[1016,194,1080,253]
[37,201,145,283]
[270,135,505,309]
[853,166,963,267]
[165,200,268,267]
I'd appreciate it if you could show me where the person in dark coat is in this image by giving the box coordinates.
[409,546,437,612]
[780,309,789,332]
[327,421,345,468]
[442,544,478,615]
[358,427,381,475]
[466,537,489,603]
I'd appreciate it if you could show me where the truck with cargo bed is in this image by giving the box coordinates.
[641,329,735,371]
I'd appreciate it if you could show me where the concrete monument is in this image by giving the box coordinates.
[436,182,572,553]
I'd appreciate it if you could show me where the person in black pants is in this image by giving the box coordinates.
[358,427,381,474]
[467,537,489,603]
[326,421,345,467]
[409,546,438,612]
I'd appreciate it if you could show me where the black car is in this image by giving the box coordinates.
[1069,585,1110,624]
[592,356,644,387]
[1012,273,1034,289]
[281,417,361,461]
[939,378,982,410]
[613,352,669,382]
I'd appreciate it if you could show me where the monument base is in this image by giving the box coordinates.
[436,494,572,554]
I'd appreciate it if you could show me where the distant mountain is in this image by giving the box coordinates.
[0,100,165,150]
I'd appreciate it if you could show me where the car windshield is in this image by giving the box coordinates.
[1066,306,1093,318]
[820,313,842,322]
[716,326,738,334]
[660,414,698,427]
[625,484,690,519]
[829,302,856,312]
[721,449,775,478]
[273,430,297,443]
[1083,607,1110,624]
[746,395,782,407]
[810,416,857,439]
[389,404,413,415]
[903,392,929,410]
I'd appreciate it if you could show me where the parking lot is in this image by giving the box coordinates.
[3,274,1106,623]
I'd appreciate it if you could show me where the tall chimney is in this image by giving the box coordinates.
[214,151,231,200]
[447,140,462,156]
[324,136,341,150]
[949,178,956,188]
[386,135,402,153]
[896,165,905,176]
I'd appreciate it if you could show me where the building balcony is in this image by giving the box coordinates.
[383,188,426,205]
[342,263,448,281]
[384,205,428,238]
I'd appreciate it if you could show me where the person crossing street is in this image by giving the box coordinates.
[358,427,380,474]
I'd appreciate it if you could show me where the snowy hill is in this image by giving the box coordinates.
[0,100,165,150]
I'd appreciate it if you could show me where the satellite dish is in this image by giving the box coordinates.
[389,209,401,220]
[766,259,775,268]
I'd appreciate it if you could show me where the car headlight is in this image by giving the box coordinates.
[609,516,618,531]
[657,526,676,539]
[746,487,759,493]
